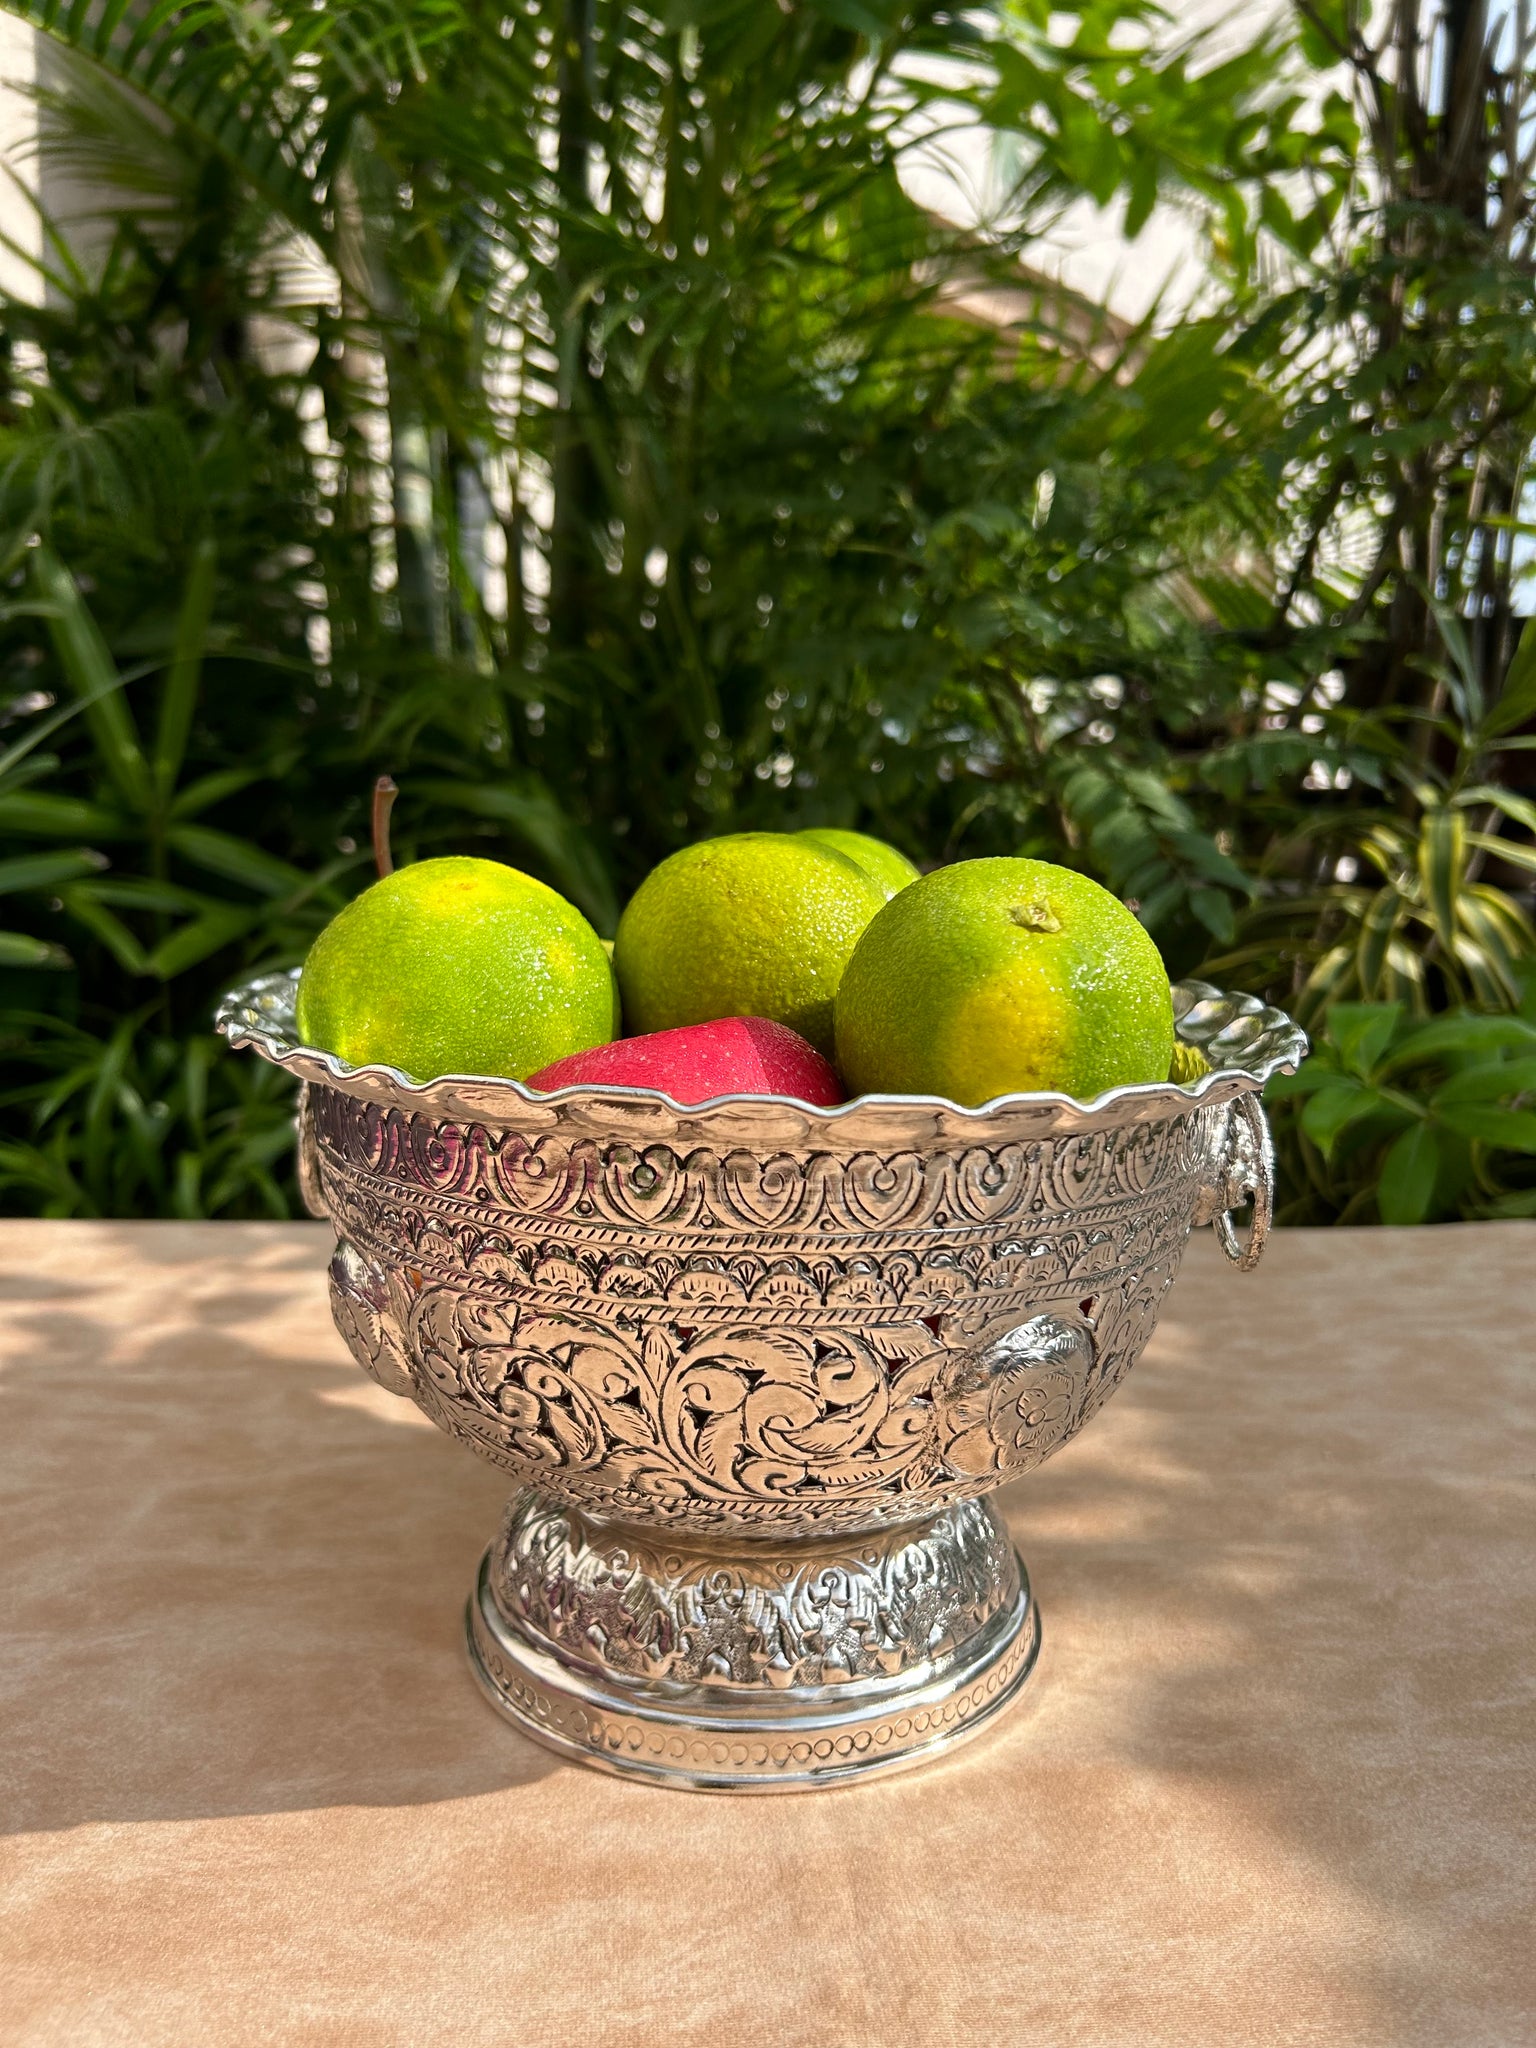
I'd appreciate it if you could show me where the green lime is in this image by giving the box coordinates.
[796,828,919,901]
[613,832,887,1057]
[834,857,1173,1105]
[295,856,616,1083]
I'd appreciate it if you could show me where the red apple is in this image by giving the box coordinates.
[526,1016,843,1106]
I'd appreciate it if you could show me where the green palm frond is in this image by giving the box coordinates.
[0,0,457,238]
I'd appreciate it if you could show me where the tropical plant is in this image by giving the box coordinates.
[0,0,1531,1224]
[1197,0,1536,1022]
[0,0,1328,1215]
[0,0,1344,889]
[1268,990,1536,1223]
[0,659,107,972]
[1203,611,1536,1026]
[0,546,355,1213]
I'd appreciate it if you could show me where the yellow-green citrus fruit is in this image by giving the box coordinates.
[1168,1040,1210,1086]
[295,856,616,1083]
[796,827,919,901]
[613,833,888,1057]
[834,857,1174,1105]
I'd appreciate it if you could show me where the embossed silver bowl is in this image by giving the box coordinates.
[217,972,1303,1792]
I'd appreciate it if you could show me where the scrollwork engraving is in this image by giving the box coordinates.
[308,1090,1230,1529]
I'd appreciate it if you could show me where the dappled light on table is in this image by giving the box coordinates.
[0,1220,1530,2046]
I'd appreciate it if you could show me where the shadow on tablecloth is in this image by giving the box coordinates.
[0,1222,556,1833]
[0,1220,1532,2048]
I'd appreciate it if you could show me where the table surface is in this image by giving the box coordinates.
[1,1220,1532,2048]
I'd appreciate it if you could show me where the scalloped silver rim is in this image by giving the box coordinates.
[215,969,1306,1129]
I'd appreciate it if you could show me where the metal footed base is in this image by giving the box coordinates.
[464,1492,1041,1791]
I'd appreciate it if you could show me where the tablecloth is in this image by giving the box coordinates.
[1,1220,1532,2046]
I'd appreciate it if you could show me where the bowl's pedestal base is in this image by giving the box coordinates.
[465,1492,1040,1791]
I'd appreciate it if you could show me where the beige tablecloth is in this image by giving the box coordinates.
[0,1220,1532,2046]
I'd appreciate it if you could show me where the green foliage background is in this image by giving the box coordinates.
[0,0,1533,1223]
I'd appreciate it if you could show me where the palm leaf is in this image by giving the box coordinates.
[0,0,453,242]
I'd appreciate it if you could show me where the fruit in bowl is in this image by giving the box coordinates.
[795,826,919,901]
[527,1016,842,1106]
[294,855,616,1084]
[292,822,1175,1107]
[612,831,889,1058]
[835,857,1173,1106]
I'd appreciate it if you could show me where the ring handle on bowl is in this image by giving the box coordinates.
[295,1082,329,1221]
[1212,1094,1273,1271]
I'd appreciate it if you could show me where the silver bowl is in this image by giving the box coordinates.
[217,972,1304,1792]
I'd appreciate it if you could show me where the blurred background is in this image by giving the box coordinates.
[0,0,1533,1225]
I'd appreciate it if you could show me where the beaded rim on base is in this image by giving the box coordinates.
[465,1545,1041,1794]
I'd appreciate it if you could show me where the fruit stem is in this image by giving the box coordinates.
[1009,899,1061,934]
[372,775,398,878]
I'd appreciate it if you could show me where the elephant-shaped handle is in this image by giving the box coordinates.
[327,1235,417,1397]
[295,1082,329,1221]
[299,1087,415,1394]
[936,1311,1097,1482]
[1198,1093,1273,1271]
